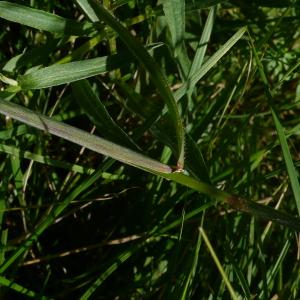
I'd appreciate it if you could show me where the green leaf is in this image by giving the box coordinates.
[180,229,202,299]
[187,6,216,94]
[258,236,291,298]
[0,143,126,180]
[163,0,185,49]
[174,26,247,101]
[250,34,300,216]
[200,227,239,300]
[3,39,60,73]
[0,143,86,176]
[80,246,138,299]
[0,1,93,36]
[18,53,130,90]
[271,109,300,215]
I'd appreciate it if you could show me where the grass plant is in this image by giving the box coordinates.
[0,0,300,298]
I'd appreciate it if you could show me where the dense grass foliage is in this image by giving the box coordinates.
[0,0,300,299]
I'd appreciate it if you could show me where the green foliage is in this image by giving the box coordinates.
[0,0,300,299]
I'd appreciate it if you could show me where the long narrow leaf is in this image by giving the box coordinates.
[0,1,93,36]
[71,80,138,150]
[80,247,137,299]
[163,0,185,49]
[0,143,104,177]
[200,227,239,300]
[250,34,300,216]
[187,6,216,94]
[174,26,247,101]
[271,109,300,215]
[18,53,131,90]
[0,99,172,174]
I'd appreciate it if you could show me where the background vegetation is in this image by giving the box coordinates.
[0,0,300,299]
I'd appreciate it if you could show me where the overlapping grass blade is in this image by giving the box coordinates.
[186,6,216,95]
[0,142,124,179]
[258,236,291,298]
[75,0,185,169]
[0,160,114,274]
[0,143,96,177]
[71,80,138,150]
[174,26,247,101]
[0,1,93,36]
[159,200,215,234]
[18,53,131,90]
[80,246,139,299]
[250,34,300,216]
[227,253,252,300]
[180,229,202,299]
[200,227,239,300]
[119,81,209,181]
[270,109,300,215]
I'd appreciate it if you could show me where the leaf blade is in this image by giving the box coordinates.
[71,80,138,150]
[187,6,216,94]
[0,1,93,35]
[174,26,247,101]
[163,0,185,49]
[18,53,130,90]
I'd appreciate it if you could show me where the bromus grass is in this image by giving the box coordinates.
[0,0,300,299]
